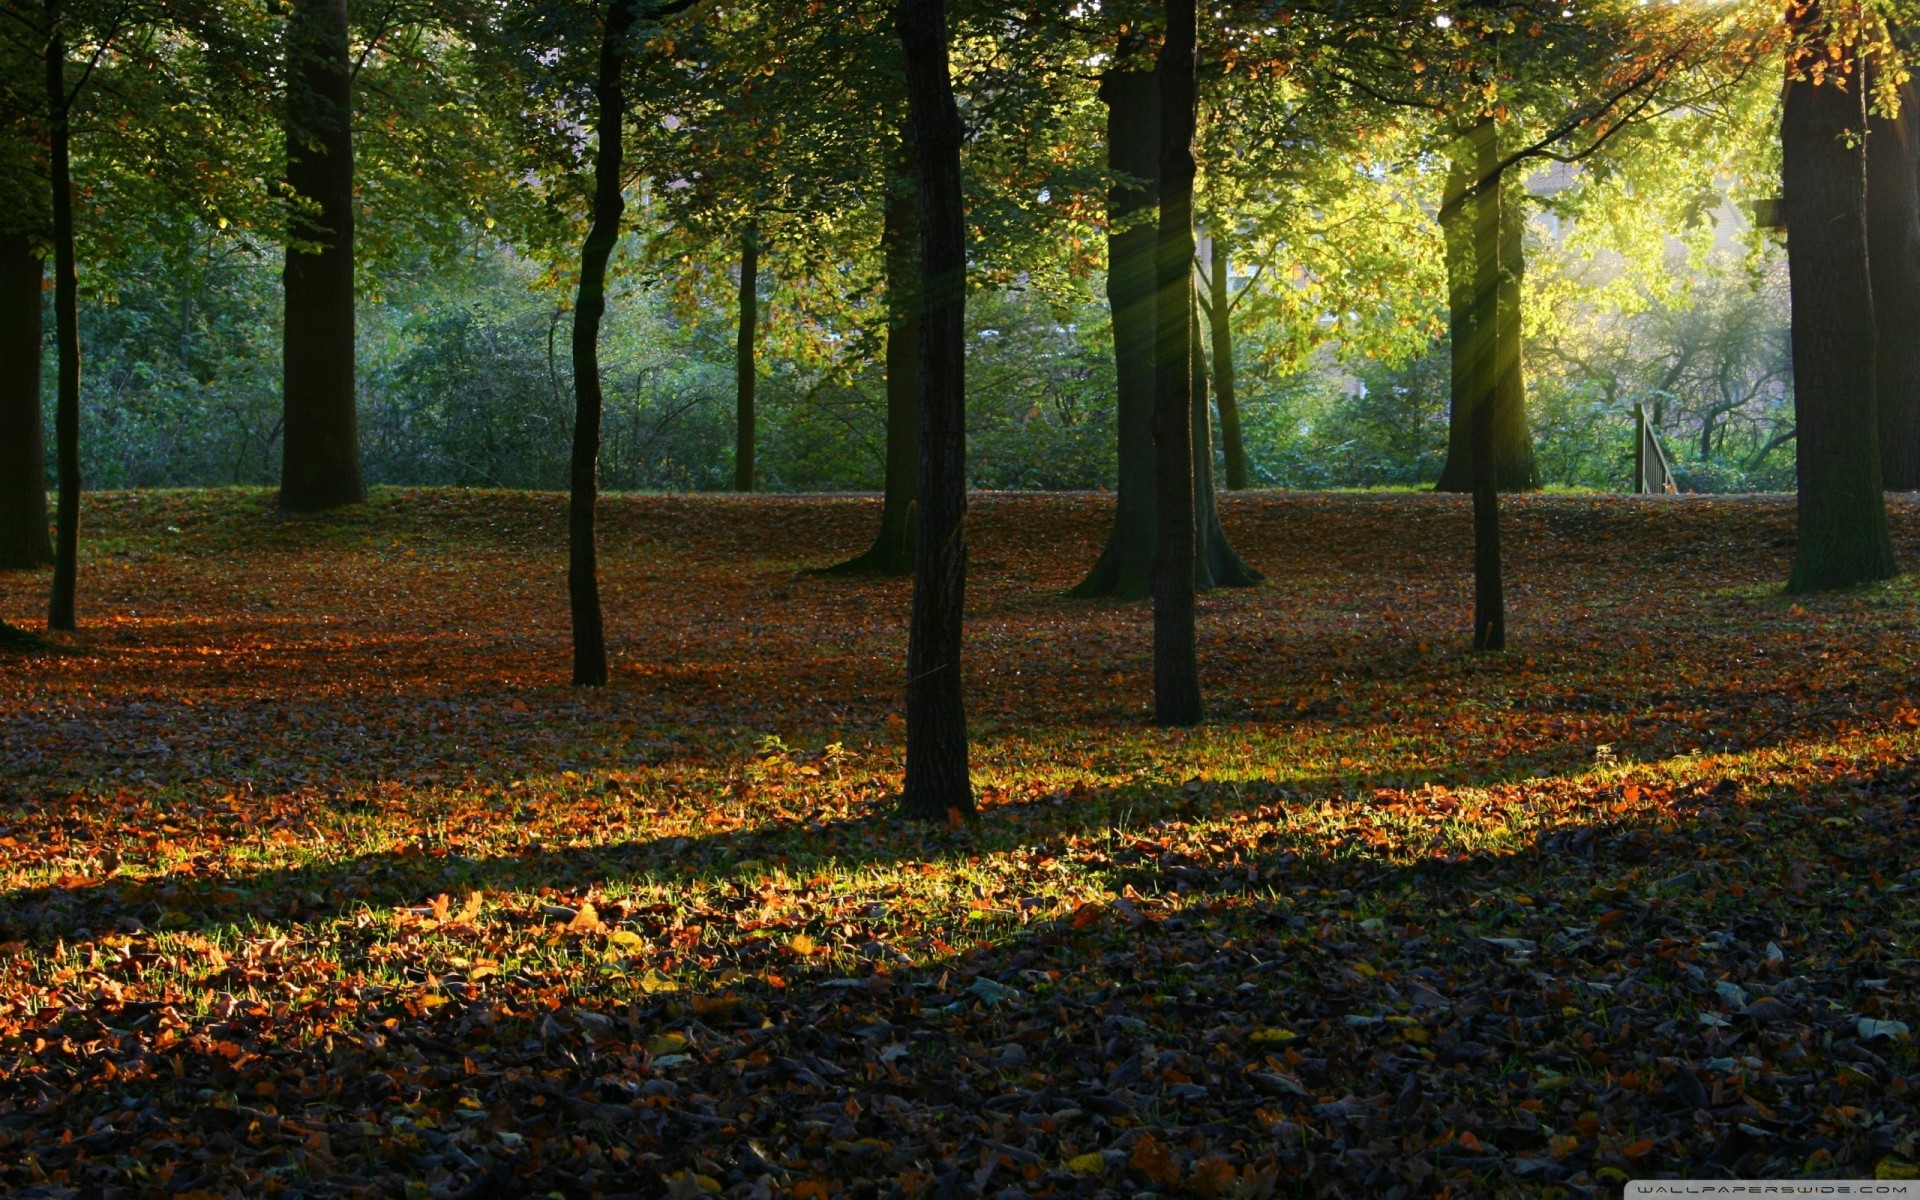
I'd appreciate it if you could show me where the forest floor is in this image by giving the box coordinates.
[1,487,1917,1200]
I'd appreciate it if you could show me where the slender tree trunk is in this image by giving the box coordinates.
[1437,120,1538,494]
[1868,73,1920,491]
[279,0,364,513]
[1152,0,1202,727]
[1783,5,1894,592]
[1190,293,1215,594]
[45,10,79,632]
[1207,235,1248,490]
[734,223,758,492]
[897,0,972,821]
[1191,285,1261,590]
[825,144,919,575]
[0,232,51,570]
[567,0,636,687]
[1469,119,1505,650]
[1071,66,1159,600]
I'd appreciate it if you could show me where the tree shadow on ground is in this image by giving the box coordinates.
[1,750,1916,1198]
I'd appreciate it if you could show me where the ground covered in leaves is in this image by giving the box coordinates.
[1,488,1917,1200]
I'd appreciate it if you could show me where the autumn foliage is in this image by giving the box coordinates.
[1,489,1917,1196]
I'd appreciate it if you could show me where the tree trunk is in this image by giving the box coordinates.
[1152,0,1202,727]
[1076,69,1256,599]
[45,11,79,631]
[1436,120,1538,494]
[1469,118,1505,650]
[824,144,919,576]
[1207,234,1248,490]
[568,0,636,687]
[1071,66,1159,600]
[1192,285,1260,590]
[0,232,51,570]
[279,0,364,513]
[1868,74,1920,491]
[1492,178,1533,483]
[897,0,972,821]
[734,223,758,492]
[1782,7,1894,592]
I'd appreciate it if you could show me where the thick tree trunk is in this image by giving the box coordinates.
[1868,75,1920,491]
[1206,235,1248,490]
[0,232,51,570]
[1437,121,1538,494]
[734,224,758,492]
[824,147,919,576]
[1152,0,1202,727]
[1782,8,1894,592]
[1072,67,1159,600]
[567,0,636,687]
[279,0,364,513]
[1469,119,1505,650]
[1076,70,1256,599]
[45,13,78,631]
[897,0,972,821]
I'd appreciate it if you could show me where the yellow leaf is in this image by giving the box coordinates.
[639,970,680,994]
[568,902,603,933]
[1064,1152,1108,1175]
[788,934,817,956]
[1249,1028,1299,1045]
[648,1032,690,1056]
[1879,1160,1920,1180]
[608,929,645,950]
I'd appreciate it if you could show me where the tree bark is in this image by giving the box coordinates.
[1782,5,1894,592]
[1436,120,1538,494]
[1191,286,1260,590]
[1152,0,1202,727]
[44,9,79,631]
[1071,66,1159,600]
[1469,118,1505,650]
[1075,68,1256,599]
[279,0,365,513]
[0,232,51,570]
[897,0,972,821]
[568,0,637,687]
[824,144,919,576]
[1868,74,1920,491]
[734,223,758,492]
[1206,235,1248,490]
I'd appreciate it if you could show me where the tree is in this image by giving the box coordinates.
[1868,69,1920,491]
[825,144,920,576]
[566,0,654,688]
[1198,232,1247,490]
[1152,0,1202,725]
[1434,126,1539,493]
[897,0,972,821]
[1782,0,1893,592]
[1073,49,1258,600]
[44,0,80,630]
[0,230,50,570]
[734,222,759,491]
[279,0,365,513]
[1465,119,1506,650]
[0,18,49,571]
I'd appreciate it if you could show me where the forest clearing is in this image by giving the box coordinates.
[1,490,1916,1197]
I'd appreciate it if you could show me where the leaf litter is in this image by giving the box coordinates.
[0,488,1915,1198]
